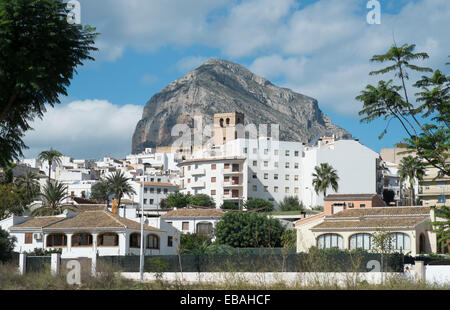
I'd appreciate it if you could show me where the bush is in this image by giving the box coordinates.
[279,196,305,212]
[0,227,16,263]
[221,201,239,210]
[26,248,62,256]
[215,212,285,247]
[180,233,212,253]
[188,194,215,208]
[165,191,190,208]
[245,198,274,212]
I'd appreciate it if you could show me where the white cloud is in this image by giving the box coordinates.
[22,100,143,159]
[176,56,210,73]
[140,74,158,85]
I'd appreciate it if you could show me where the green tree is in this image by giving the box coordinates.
[0,184,26,220]
[37,149,63,182]
[215,212,285,248]
[180,233,212,253]
[105,171,136,208]
[312,163,339,198]
[90,180,112,206]
[398,155,425,205]
[221,201,239,210]
[431,205,450,253]
[281,229,297,248]
[279,196,305,212]
[165,191,190,209]
[31,180,73,216]
[188,194,215,208]
[245,198,274,212]
[14,171,40,205]
[0,227,16,262]
[357,44,449,177]
[382,189,396,206]
[0,162,16,184]
[0,0,97,167]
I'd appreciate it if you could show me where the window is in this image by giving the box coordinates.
[360,204,366,208]
[285,187,290,193]
[349,233,373,250]
[46,234,67,247]
[224,176,230,182]
[182,222,189,231]
[317,234,343,249]
[244,148,248,154]
[164,188,168,194]
[224,163,230,169]
[147,234,160,249]
[211,190,216,196]
[264,149,269,155]
[264,186,268,192]
[168,236,173,247]
[253,161,257,167]
[144,188,148,194]
[232,164,240,172]
[157,188,161,194]
[197,222,213,235]
[264,161,268,167]
[252,174,257,179]
[98,232,119,247]
[150,199,154,205]
[274,149,279,156]
[294,163,299,169]
[274,186,278,193]
[187,179,191,184]
[224,189,230,195]
[150,188,155,193]
[211,177,216,183]
[211,164,216,170]
[294,187,299,194]
[285,162,290,168]
[295,151,299,157]
[264,173,268,180]
[25,233,33,244]
[129,233,141,248]
[252,185,257,192]
[390,233,411,251]
[72,233,93,247]
[294,175,299,181]
[274,174,278,180]
[188,166,191,171]
[274,162,279,168]
[285,175,289,180]
[285,150,290,156]
[144,199,147,204]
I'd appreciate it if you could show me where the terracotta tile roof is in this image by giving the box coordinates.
[312,216,429,230]
[324,194,378,201]
[161,209,225,218]
[328,206,431,218]
[11,217,66,229]
[44,210,163,232]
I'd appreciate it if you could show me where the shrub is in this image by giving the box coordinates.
[245,198,274,212]
[279,196,305,212]
[0,227,16,262]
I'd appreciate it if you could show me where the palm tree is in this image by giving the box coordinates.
[90,180,112,207]
[432,205,450,253]
[398,155,425,205]
[312,163,339,198]
[14,172,40,206]
[31,180,74,216]
[105,171,136,209]
[38,149,63,182]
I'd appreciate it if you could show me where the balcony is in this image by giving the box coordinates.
[223,180,243,188]
[191,168,206,176]
[190,181,206,188]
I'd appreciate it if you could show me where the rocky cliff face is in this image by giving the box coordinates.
[132,59,351,153]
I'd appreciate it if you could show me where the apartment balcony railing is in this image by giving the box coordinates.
[190,181,206,188]
[223,181,243,188]
[191,168,206,176]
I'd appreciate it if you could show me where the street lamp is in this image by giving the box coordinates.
[139,183,144,281]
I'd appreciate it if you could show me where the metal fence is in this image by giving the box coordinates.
[98,251,407,273]
[25,256,51,273]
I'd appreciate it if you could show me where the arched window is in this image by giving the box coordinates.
[46,233,67,247]
[98,232,119,247]
[226,118,230,125]
[196,222,213,235]
[349,233,374,250]
[389,232,411,251]
[72,233,93,247]
[317,234,343,249]
[147,234,160,250]
[129,233,141,248]
[219,118,224,128]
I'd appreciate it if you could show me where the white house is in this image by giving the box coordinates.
[5,209,179,258]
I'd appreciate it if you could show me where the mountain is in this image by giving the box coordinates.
[132,59,351,154]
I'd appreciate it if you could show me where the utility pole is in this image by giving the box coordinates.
[139,182,144,281]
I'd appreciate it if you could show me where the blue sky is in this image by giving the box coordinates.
[22,0,450,160]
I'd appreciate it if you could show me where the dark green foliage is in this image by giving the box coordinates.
[31,180,74,216]
[0,0,98,167]
[398,155,425,205]
[382,189,396,205]
[188,194,215,208]
[37,149,63,181]
[281,229,297,248]
[215,212,285,248]
[0,227,16,262]
[221,201,239,210]
[0,183,27,220]
[180,233,212,253]
[26,248,62,256]
[165,191,190,209]
[432,205,450,251]
[90,180,112,205]
[105,171,136,208]
[14,172,40,205]
[279,196,305,212]
[245,198,274,212]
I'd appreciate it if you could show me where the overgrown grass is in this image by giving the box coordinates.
[1,262,448,290]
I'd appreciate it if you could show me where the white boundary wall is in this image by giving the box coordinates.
[120,272,403,287]
[425,266,450,285]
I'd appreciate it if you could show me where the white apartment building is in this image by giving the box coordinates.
[124,181,179,211]
[300,138,380,208]
[179,137,304,209]
[126,148,179,172]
